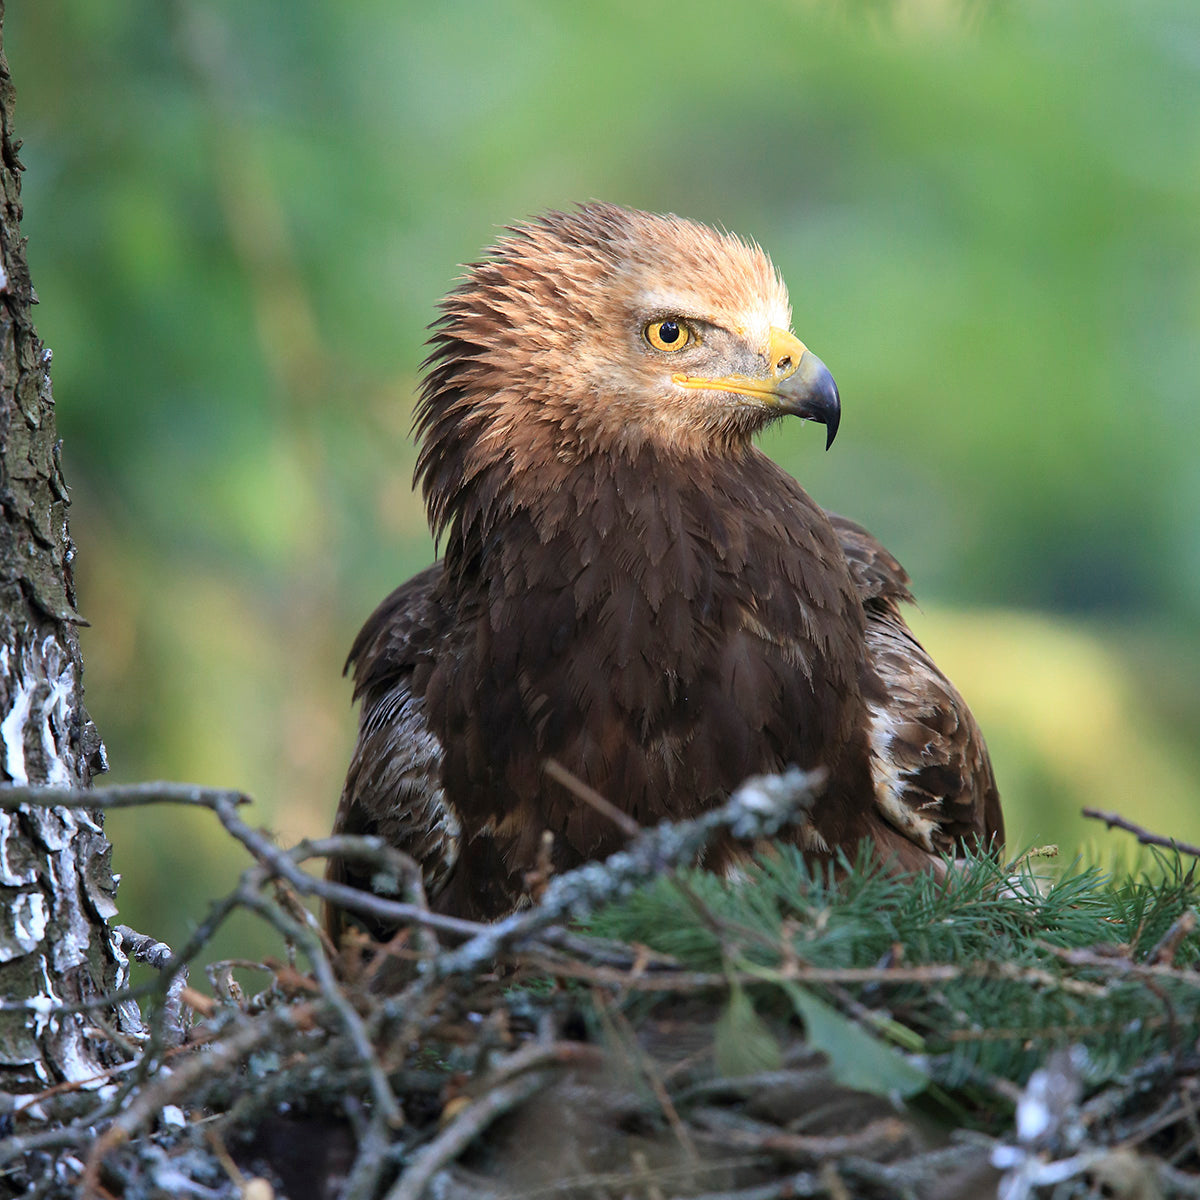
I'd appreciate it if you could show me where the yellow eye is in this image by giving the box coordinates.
[644,318,692,353]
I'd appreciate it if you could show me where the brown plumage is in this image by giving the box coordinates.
[328,203,1003,931]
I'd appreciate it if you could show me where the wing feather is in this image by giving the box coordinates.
[325,565,462,939]
[828,513,1004,858]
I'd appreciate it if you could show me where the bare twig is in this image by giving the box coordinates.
[114,925,189,1047]
[680,1174,828,1200]
[690,1108,909,1163]
[1149,909,1199,966]
[409,769,822,994]
[339,1110,397,1200]
[841,1140,999,1193]
[0,781,485,941]
[1082,807,1200,859]
[0,781,252,810]
[1157,1160,1200,1198]
[235,886,404,1129]
[515,954,963,991]
[592,989,698,1161]
[543,758,641,839]
[80,1002,316,1196]
[1042,942,1200,984]
[205,792,479,942]
[384,1072,549,1200]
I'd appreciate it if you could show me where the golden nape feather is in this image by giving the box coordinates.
[326,203,1002,933]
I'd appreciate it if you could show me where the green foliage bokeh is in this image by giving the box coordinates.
[6,0,1199,959]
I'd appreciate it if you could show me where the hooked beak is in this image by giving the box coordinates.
[672,327,841,450]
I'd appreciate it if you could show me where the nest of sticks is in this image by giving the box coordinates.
[3,776,1199,1200]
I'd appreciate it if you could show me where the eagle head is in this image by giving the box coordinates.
[415,203,840,536]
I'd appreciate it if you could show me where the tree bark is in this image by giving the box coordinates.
[0,0,130,1094]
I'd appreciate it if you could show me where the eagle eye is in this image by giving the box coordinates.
[644,318,692,353]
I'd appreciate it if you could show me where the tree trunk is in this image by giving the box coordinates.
[0,0,129,1094]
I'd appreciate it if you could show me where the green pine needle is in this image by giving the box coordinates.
[584,844,1200,1097]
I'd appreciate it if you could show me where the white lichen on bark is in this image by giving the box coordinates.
[0,630,132,1089]
[0,639,78,787]
[4,893,47,960]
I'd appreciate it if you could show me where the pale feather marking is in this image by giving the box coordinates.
[867,700,940,853]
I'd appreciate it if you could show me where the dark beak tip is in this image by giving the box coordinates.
[803,361,840,450]
[823,380,841,450]
[775,351,841,448]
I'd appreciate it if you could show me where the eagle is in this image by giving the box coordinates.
[327,203,1003,930]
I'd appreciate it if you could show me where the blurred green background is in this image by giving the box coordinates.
[6,0,1200,962]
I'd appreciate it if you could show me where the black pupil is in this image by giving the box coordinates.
[658,321,680,344]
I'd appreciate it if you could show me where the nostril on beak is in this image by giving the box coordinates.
[776,356,792,376]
